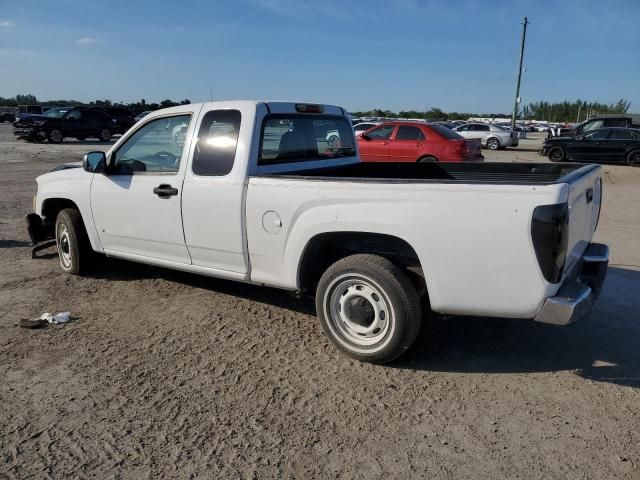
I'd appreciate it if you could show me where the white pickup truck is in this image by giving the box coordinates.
[26,101,609,363]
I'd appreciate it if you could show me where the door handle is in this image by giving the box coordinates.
[585,188,594,204]
[153,184,178,198]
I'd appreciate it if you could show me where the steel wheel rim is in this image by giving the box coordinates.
[487,139,499,150]
[101,129,110,141]
[50,130,62,142]
[629,152,640,166]
[324,273,395,351]
[56,224,72,269]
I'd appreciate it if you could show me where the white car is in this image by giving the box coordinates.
[453,122,519,150]
[353,122,381,136]
[26,101,608,364]
[325,122,381,147]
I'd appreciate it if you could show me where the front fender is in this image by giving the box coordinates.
[36,169,103,252]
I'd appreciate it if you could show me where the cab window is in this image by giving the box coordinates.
[192,109,241,176]
[112,114,192,174]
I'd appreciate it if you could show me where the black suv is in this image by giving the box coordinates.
[555,114,640,137]
[13,107,116,143]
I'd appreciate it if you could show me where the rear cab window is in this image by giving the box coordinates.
[259,115,356,166]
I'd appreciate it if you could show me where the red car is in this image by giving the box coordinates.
[357,122,483,163]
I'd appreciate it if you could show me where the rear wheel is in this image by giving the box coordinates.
[54,208,93,275]
[626,150,640,167]
[485,137,500,150]
[47,129,63,144]
[316,254,421,364]
[548,146,565,162]
[417,156,438,163]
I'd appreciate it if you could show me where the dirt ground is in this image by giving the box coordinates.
[1,124,639,479]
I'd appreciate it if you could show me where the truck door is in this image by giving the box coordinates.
[358,124,395,161]
[90,112,197,264]
[180,107,249,273]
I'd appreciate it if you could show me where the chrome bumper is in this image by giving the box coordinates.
[534,243,609,326]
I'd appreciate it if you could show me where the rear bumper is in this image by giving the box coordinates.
[534,243,609,325]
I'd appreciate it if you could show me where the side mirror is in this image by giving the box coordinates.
[83,151,106,173]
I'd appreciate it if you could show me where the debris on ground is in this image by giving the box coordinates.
[19,312,71,329]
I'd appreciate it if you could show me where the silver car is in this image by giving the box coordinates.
[453,122,519,150]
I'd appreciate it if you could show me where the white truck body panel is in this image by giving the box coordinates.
[33,100,603,323]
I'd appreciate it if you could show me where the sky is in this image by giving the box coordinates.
[1,0,639,113]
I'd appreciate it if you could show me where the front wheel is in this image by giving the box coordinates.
[99,128,111,142]
[55,208,93,275]
[626,150,640,167]
[47,129,63,143]
[548,146,565,162]
[316,254,421,364]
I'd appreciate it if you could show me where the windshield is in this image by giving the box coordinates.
[259,115,356,166]
[43,108,69,118]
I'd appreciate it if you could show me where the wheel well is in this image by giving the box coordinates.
[41,198,80,225]
[298,232,426,295]
[417,155,438,162]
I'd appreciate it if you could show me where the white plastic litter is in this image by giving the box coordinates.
[39,312,71,324]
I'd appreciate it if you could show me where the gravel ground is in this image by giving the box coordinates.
[1,124,639,479]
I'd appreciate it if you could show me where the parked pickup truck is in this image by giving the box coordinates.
[26,101,609,363]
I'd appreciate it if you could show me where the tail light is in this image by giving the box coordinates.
[531,203,569,283]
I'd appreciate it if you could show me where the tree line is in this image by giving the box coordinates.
[352,99,632,123]
[0,94,633,123]
[0,94,191,115]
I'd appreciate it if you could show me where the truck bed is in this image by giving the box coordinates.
[259,162,598,185]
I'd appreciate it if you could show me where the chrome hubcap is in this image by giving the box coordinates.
[488,139,498,150]
[56,224,72,269]
[325,274,393,349]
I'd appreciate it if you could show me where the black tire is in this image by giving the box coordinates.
[316,254,421,364]
[47,129,64,144]
[626,149,640,167]
[98,128,111,142]
[54,208,93,275]
[485,137,500,150]
[548,146,565,162]
[417,156,438,163]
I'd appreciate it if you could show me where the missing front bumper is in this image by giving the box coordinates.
[534,243,609,326]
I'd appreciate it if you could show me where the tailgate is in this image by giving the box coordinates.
[564,165,602,277]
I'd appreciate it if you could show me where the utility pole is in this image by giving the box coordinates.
[511,17,529,131]
[576,101,582,123]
